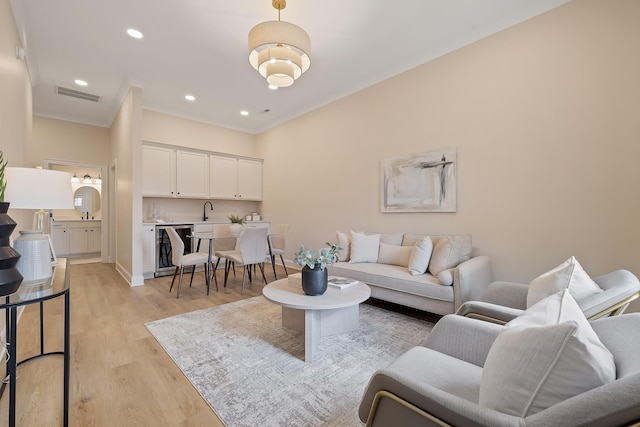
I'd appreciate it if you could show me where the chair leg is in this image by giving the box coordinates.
[169,266,179,292]
[223,260,231,288]
[189,265,196,287]
[279,255,288,275]
[177,267,184,298]
[211,261,218,292]
[258,263,268,285]
[241,266,247,294]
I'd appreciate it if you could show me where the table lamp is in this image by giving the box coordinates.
[4,167,73,282]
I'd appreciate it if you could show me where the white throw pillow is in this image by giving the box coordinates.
[526,256,603,308]
[428,235,463,276]
[349,231,380,263]
[408,237,433,276]
[436,268,455,286]
[336,231,351,262]
[378,243,412,267]
[479,290,616,417]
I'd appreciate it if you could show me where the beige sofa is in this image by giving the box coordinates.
[328,231,492,315]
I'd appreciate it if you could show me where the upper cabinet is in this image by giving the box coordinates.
[209,155,263,201]
[142,144,210,198]
[142,145,175,197]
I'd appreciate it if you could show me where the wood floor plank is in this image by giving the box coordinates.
[0,261,287,426]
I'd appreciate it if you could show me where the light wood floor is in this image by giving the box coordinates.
[0,261,289,426]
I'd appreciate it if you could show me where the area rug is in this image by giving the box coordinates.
[145,296,434,426]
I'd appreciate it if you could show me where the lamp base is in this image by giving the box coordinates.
[0,201,24,296]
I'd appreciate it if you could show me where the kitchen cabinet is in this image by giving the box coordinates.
[69,221,101,255]
[209,155,262,201]
[142,145,209,198]
[51,222,69,256]
[142,145,176,197]
[142,224,155,278]
[176,150,208,198]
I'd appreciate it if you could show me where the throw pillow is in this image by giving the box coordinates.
[436,268,455,286]
[349,231,380,263]
[526,256,603,308]
[378,243,412,267]
[408,237,433,276]
[479,290,616,417]
[336,231,351,262]
[428,235,463,276]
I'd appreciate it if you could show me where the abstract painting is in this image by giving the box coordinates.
[381,148,456,212]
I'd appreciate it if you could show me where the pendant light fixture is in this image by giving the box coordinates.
[248,0,310,88]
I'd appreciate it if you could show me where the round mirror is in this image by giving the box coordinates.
[74,186,101,214]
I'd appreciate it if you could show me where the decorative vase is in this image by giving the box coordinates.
[0,202,24,296]
[229,223,243,236]
[301,264,328,296]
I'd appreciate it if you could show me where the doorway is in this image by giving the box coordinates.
[43,159,109,263]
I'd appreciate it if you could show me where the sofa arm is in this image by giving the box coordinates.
[453,255,492,311]
[424,314,503,367]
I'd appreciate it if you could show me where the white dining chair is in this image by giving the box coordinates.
[269,223,289,276]
[215,227,269,293]
[166,227,210,298]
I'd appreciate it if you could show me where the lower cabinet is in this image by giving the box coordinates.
[143,224,156,278]
[52,221,101,256]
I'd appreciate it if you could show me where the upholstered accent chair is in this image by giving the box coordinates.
[359,310,640,427]
[456,267,640,325]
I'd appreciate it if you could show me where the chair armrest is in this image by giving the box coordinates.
[453,255,492,311]
[480,281,529,309]
[455,301,524,325]
[424,314,503,367]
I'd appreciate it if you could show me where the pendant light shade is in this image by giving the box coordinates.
[248,0,310,88]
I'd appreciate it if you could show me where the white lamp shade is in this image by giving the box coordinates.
[5,167,74,210]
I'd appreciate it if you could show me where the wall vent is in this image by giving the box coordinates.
[56,86,102,102]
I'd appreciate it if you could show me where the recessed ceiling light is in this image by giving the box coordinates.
[127,28,143,39]
[74,79,88,86]
[240,110,249,116]
[185,95,195,101]
[268,84,278,90]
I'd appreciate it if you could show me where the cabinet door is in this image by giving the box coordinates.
[88,227,101,253]
[142,225,156,274]
[209,155,239,199]
[176,150,209,198]
[238,159,263,201]
[142,145,176,196]
[51,225,69,256]
[69,228,89,254]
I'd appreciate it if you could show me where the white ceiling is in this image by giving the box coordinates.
[10,0,569,134]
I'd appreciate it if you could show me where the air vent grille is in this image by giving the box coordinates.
[56,86,102,102]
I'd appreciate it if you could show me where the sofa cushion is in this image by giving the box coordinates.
[336,231,351,262]
[526,256,603,308]
[378,242,412,267]
[408,237,433,276]
[329,262,454,302]
[378,233,404,246]
[350,231,380,263]
[436,268,455,286]
[479,290,616,417]
[428,236,465,276]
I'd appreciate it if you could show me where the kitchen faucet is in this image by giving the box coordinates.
[203,201,214,221]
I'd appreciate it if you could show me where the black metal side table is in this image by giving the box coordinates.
[0,258,70,427]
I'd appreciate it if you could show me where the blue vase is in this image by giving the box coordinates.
[301,264,328,296]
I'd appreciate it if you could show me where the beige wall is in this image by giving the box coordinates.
[142,110,256,157]
[0,0,33,235]
[110,86,144,285]
[257,0,640,313]
[32,116,110,166]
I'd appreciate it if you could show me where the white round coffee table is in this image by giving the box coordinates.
[263,278,371,362]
